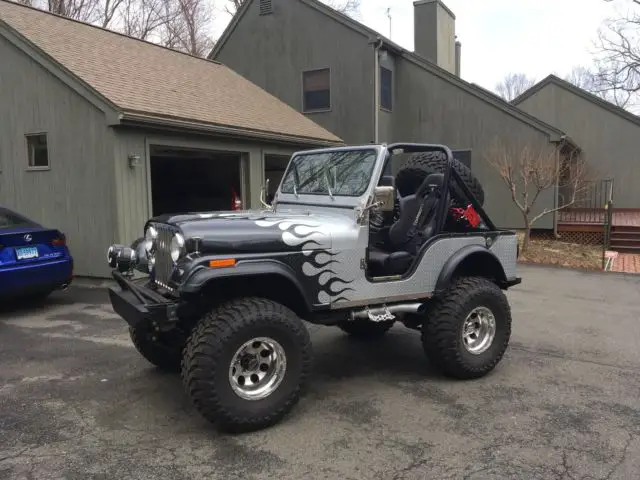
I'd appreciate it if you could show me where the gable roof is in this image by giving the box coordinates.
[0,0,342,146]
[210,0,571,144]
[513,74,640,129]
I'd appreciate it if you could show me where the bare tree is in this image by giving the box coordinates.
[564,65,633,108]
[325,0,360,17]
[223,0,360,17]
[223,0,242,16]
[485,140,593,252]
[592,0,640,108]
[20,0,124,30]
[494,73,537,102]
[44,0,98,22]
[118,0,169,40]
[99,0,125,27]
[160,0,214,56]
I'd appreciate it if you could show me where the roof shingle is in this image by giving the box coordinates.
[0,0,342,144]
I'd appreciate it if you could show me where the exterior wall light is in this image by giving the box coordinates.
[128,153,141,168]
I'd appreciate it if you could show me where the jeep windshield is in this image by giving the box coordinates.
[280,149,377,197]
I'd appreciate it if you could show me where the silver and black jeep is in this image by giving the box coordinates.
[106,143,521,433]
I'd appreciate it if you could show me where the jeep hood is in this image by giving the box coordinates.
[150,209,352,254]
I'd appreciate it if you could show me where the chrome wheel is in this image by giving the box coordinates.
[462,306,496,355]
[229,337,287,401]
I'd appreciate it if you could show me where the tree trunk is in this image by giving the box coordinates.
[522,217,531,253]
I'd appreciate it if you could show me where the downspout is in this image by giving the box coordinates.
[553,136,567,239]
[373,37,383,143]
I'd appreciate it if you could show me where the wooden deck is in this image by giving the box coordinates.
[558,209,640,228]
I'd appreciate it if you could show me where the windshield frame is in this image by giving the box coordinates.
[276,146,384,205]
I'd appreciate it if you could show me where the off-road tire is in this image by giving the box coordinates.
[421,277,511,379]
[338,319,395,339]
[129,325,183,373]
[181,297,312,433]
[395,152,485,206]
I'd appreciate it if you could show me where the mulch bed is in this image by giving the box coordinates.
[516,234,603,271]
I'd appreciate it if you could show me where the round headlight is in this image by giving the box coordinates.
[170,233,185,263]
[145,225,158,253]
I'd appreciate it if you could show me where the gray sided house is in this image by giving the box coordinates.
[514,74,640,209]
[210,0,579,230]
[0,0,341,278]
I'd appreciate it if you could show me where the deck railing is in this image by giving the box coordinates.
[557,179,614,225]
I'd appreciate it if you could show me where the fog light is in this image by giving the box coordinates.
[116,247,137,273]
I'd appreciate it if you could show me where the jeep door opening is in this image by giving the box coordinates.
[106,142,521,433]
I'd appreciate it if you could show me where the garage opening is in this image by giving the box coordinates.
[150,145,244,216]
[264,154,290,204]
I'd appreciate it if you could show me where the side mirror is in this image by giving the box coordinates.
[373,185,395,212]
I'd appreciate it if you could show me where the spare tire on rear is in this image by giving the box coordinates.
[395,152,485,206]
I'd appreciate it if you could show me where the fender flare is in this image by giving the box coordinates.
[435,244,508,293]
[180,259,315,311]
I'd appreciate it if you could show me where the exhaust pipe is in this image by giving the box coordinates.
[351,302,426,322]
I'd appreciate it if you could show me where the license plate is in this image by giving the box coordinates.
[16,246,39,260]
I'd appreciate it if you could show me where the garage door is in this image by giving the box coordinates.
[150,145,243,216]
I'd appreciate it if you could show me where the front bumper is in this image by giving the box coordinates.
[108,271,181,330]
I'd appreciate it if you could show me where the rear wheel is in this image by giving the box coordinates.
[395,151,485,206]
[421,277,511,379]
[129,325,183,373]
[338,319,394,339]
[181,297,312,433]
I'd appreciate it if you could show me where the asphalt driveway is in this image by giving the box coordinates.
[1,265,640,479]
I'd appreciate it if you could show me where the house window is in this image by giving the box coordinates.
[259,0,273,15]
[26,133,49,169]
[303,68,331,112]
[380,67,393,111]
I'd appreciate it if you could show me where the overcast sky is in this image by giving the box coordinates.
[213,0,628,92]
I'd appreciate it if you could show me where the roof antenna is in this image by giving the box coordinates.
[386,7,392,40]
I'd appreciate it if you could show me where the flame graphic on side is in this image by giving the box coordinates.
[255,218,354,304]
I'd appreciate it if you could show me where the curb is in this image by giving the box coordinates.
[517,261,640,278]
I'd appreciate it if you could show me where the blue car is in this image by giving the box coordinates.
[0,207,73,301]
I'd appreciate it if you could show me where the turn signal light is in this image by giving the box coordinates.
[209,258,236,268]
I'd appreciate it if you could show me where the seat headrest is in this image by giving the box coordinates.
[425,173,444,188]
[379,175,395,187]
[416,173,445,197]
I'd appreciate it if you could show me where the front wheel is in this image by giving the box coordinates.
[181,297,312,433]
[421,277,512,379]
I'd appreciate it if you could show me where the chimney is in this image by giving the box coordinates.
[413,0,458,75]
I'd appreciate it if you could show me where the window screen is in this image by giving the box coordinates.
[380,67,393,111]
[303,68,330,112]
[26,134,49,168]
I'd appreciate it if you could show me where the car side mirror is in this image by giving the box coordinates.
[373,185,395,212]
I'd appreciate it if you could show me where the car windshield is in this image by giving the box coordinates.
[280,149,378,197]
[0,209,35,229]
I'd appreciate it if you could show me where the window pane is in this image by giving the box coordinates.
[281,149,377,197]
[304,90,330,111]
[380,67,392,110]
[0,208,35,229]
[27,134,49,168]
[303,69,329,91]
[303,69,330,110]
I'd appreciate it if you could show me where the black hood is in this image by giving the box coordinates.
[149,210,334,254]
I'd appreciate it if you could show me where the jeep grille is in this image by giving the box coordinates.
[154,224,175,290]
